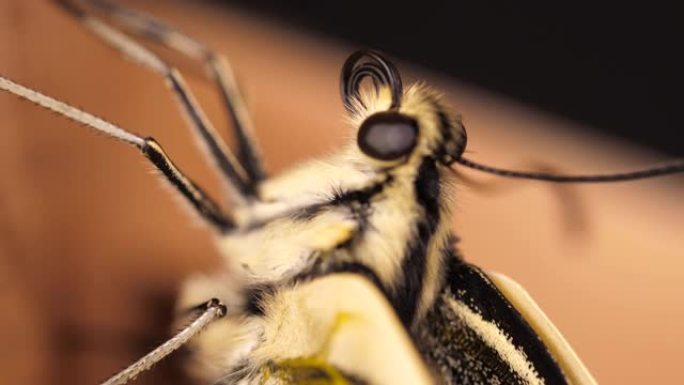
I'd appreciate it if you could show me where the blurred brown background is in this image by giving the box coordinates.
[0,1,682,384]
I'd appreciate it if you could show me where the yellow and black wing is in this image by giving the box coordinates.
[415,255,596,385]
[487,271,597,385]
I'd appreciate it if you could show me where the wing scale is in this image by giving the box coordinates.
[416,255,572,384]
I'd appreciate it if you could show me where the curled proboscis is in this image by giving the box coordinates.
[340,50,403,115]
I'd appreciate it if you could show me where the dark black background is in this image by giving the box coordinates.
[223,0,682,156]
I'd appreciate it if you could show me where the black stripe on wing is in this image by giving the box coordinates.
[416,253,568,384]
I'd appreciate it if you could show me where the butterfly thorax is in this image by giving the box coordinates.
[217,155,453,332]
[213,84,462,330]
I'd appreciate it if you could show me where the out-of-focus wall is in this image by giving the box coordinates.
[0,1,681,384]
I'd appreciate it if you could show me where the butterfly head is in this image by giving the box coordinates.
[341,50,467,173]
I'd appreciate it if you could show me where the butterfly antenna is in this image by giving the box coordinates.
[453,157,684,183]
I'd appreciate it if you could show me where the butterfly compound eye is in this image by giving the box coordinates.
[358,112,418,161]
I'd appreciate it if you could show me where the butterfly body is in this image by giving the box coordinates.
[6,2,679,384]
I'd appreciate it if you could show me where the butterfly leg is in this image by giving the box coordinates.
[78,0,268,185]
[100,298,227,385]
[55,0,259,204]
[0,76,234,232]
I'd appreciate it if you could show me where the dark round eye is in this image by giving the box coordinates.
[357,112,418,161]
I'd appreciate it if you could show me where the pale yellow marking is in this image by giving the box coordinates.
[489,272,598,385]
[414,218,450,322]
[253,274,434,385]
[309,222,357,250]
[258,154,374,204]
[447,298,545,385]
[218,207,359,283]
